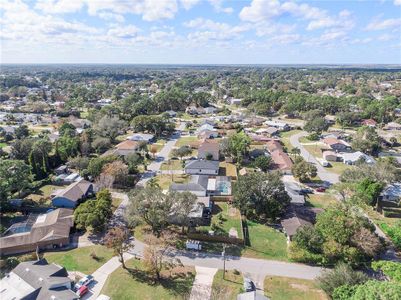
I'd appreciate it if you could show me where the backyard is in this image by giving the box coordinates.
[155,174,191,190]
[199,202,243,239]
[101,259,195,300]
[241,220,288,261]
[306,193,337,209]
[160,160,184,171]
[25,184,67,205]
[264,276,328,300]
[43,245,115,274]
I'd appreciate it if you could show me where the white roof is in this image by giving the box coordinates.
[341,151,375,163]
[207,178,216,191]
[0,272,35,300]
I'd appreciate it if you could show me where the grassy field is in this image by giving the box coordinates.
[175,136,198,147]
[279,130,302,152]
[264,276,328,300]
[211,270,243,300]
[25,184,66,205]
[101,259,195,300]
[0,142,7,148]
[199,202,243,239]
[155,174,191,190]
[242,220,288,261]
[306,193,337,209]
[160,160,184,170]
[44,245,115,274]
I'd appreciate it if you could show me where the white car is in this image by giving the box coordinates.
[74,274,94,291]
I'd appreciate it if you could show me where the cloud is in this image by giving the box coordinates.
[239,0,282,22]
[366,17,401,30]
[394,0,401,5]
[34,0,179,21]
[107,25,141,39]
[208,0,233,13]
[180,0,200,10]
[35,0,84,14]
[98,12,125,23]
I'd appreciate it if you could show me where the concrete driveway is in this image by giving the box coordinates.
[190,266,218,300]
[289,131,339,185]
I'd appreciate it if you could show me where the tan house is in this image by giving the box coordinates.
[114,140,140,156]
[323,151,338,162]
[323,137,351,152]
[266,140,293,174]
[0,208,74,256]
[198,139,219,160]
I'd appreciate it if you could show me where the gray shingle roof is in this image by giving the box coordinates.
[185,160,219,171]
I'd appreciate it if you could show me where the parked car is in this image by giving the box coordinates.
[76,285,89,298]
[299,188,313,195]
[74,275,94,291]
[315,187,326,192]
[243,278,256,292]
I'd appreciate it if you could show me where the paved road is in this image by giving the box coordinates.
[289,131,339,185]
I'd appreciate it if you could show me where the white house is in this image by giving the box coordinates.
[185,160,219,175]
[341,151,375,165]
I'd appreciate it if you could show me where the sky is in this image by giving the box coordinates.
[0,0,401,64]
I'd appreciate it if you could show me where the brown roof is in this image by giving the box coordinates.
[198,139,219,154]
[53,179,92,202]
[0,208,74,250]
[323,137,346,146]
[281,205,323,238]
[115,140,139,150]
[361,119,377,126]
[266,140,293,171]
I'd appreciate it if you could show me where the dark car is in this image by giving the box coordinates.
[299,188,313,195]
[315,187,326,192]
[243,278,256,292]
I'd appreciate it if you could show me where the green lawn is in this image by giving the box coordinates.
[149,139,167,152]
[0,142,7,148]
[101,259,195,300]
[306,193,337,209]
[175,136,198,147]
[44,245,115,274]
[242,220,288,261]
[199,202,243,239]
[155,174,191,190]
[279,130,302,152]
[264,276,328,300]
[160,160,184,170]
[211,270,243,300]
[326,161,350,175]
[303,144,326,158]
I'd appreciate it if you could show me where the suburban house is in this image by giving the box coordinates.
[186,106,204,115]
[51,179,94,208]
[198,139,220,160]
[127,133,155,143]
[323,150,338,162]
[0,259,77,300]
[340,151,375,165]
[265,140,293,174]
[264,120,290,131]
[281,205,322,242]
[204,106,217,114]
[114,140,140,156]
[323,137,351,152]
[185,160,220,175]
[284,182,305,205]
[361,119,377,127]
[198,129,219,139]
[0,209,74,255]
[384,122,401,131]
[170,175,209,197]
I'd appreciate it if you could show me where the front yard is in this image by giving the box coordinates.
[211,270,243,300]
[264,276,328,300]
[101,259,195,300]
[306,193,337,209]
[279,130,302,152]
[43,245,115,274]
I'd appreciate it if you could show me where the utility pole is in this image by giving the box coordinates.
[222,243,226,279]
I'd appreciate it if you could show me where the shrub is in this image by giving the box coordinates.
[317,262,368,296]
[332,284,357,300]
[380,221,401,249]
[372,260,401,283]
